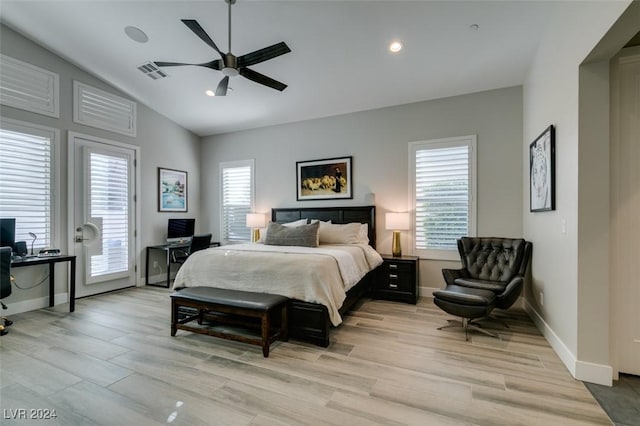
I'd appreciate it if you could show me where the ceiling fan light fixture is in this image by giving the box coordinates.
[205,90,215,96]
[389,41,403,53]
[222,67,239,77]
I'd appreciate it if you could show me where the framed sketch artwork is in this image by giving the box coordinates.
[529,125,555,212]
[158,167,188,212]
[296,156,353,201]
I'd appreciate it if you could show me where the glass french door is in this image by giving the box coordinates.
[69,133,137,297]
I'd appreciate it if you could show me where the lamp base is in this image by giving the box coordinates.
[391,230,402,257]
[252,228,261,243]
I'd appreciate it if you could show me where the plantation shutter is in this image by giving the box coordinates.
[0,124,54,250]
[221,160,254,243]
[411,136,476,259]
[88,151,129,279]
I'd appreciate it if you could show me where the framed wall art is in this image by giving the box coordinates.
[158,167,188,212]
[529,125,555,212]
[296,156,353,201]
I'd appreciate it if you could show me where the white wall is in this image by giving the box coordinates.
[0,24,201,310]
[522,0,633,385]
[202,86,523,290]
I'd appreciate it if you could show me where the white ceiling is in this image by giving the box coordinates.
[1,1,560,136]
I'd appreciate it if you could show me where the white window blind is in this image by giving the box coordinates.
[73,81,137,137]
[0,120,56,251]
[220,160,254,243]
[0,54,60,118]
[410,136,476,260]
[88,152,129,279]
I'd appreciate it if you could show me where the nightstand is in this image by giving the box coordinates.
[374,255,419,304]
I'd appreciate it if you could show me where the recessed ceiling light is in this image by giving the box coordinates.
[470,24,480,31]
[389,41,403,53]
[124,26,148,43]
[205,90,215,97]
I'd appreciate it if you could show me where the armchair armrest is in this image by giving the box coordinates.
[441,268,470,287]
[495,275,524,309]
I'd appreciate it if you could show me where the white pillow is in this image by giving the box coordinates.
[283,219,308,227]
[319,222,362,244]
[357,223,369,244]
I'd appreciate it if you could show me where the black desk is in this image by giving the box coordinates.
[146,242,220,288]
[11,255,76,312]
[145,243,189,288]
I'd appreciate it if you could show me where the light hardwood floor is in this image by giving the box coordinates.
[0,287,612,425]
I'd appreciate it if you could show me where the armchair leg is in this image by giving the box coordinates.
[483,314,510,329]
[438,317,498,341]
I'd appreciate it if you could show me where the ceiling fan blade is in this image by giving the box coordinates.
[181,19,224,58]
[237,42,291,68]
[154,59,222,70]
[153,61,194,67]
[239,68,287,91]
[215,76,229,96]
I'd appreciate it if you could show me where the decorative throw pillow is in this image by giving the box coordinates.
[264,221,319,247]
[318,222,362,244]
[258,219,309,243]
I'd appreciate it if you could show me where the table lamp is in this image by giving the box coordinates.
[246,213,266,242]
[385,212,410,257]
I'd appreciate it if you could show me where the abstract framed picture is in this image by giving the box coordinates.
[296,156,353,201]
[158,167,188,212]
[529,125,555,212]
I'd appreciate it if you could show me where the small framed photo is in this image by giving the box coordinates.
[296,156,353,201]
[530,125,555,212]
[158,167,188,212]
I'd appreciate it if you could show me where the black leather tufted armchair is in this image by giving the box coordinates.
[442,237,532,312]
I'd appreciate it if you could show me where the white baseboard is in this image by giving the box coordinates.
[3,293,69,316]
[524,299,612,386]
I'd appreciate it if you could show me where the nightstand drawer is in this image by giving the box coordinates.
[380,261,412,274]
[378,276,413,292]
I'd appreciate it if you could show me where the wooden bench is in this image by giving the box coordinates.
[170,287,289,357]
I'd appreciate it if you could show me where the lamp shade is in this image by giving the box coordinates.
[246,213,266,228]
[385,212,410,231]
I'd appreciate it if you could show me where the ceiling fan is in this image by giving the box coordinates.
[154,0,290,96]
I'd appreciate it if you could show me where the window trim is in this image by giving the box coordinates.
[219,159,255,244]
[409,135,477,261]
[0,116,60,249]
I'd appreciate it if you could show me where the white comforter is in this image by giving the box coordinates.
[173,243,383,326]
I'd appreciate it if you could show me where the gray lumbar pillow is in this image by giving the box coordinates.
[264,221,319,247]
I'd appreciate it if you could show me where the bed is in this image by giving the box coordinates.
[173,205,380,346]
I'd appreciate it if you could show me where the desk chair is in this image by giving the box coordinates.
[171,234,213,264]
[1,247,13,336]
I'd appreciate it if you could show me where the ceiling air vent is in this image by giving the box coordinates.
[138,62,168,80]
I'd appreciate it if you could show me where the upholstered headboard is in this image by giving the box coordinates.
[271,206,376,249]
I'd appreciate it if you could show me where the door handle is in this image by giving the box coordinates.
[75,222,101,244]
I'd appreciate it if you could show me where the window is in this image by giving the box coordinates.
[0,118,58,251]
[409,135,476,260]
[88,151,129,280]
[220,160,254,243]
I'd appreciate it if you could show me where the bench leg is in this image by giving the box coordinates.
[171,300,178,336]
[261,313,270,357]
[281,303,288,342]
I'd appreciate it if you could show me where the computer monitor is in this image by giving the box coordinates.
[167,218,195,244]
[0,218,16,251]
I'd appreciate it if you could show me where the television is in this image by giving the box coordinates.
[0,218,16,251]
[167,218,195,244]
